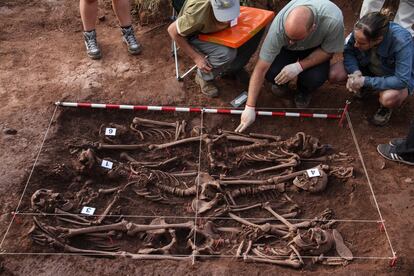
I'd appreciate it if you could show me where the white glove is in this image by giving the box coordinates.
[350,70,362,78]
[274,62,303,85]
[346,72,365,93]
[345,70,362,92]
[235,105,256,133]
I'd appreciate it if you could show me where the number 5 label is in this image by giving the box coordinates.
[81,206,96,215]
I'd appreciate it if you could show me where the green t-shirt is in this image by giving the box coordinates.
[177,0,229,36]
[260,0,345,63]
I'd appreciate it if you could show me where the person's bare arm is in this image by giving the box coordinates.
[235,59,272,133]
[167,22,211,72]
[246,58,272,107]
[299,47,333,70]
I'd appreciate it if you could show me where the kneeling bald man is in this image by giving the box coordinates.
[236,0,344,133]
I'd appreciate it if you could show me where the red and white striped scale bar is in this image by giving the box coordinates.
[55,102,341,119]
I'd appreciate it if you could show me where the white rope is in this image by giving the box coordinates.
[191,109,204,264]
[0,251,394,260]
[10,212,383,223]
[346,111,397,258]
[0,105,59,249]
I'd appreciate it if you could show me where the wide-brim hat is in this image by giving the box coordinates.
[210,0,240,22]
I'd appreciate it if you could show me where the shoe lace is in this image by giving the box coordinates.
[124,29,137,46]
[85,34,98,49]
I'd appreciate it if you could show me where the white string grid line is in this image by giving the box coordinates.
[0,106,396,264]
[5,212,384,223]
[346,111,396,259]
[0,105,58,250]
[191,110,204,264]
[0,252,394,261]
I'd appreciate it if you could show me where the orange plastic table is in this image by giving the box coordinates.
[198,6,275,49]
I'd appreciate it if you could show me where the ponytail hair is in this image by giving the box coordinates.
[354,12,390,41]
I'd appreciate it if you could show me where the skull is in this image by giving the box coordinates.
[292,169,328,193]
[31,189,72,212]
[292,227,334,255]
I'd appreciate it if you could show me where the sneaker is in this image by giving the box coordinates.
[389,138,406,147]
[377,144,414,165]
[121,26,142,55]
[83,30,101,60]
[271,84,289,97]
[195,74,219,98]
[294,92,311,108]
[371,106,392,126]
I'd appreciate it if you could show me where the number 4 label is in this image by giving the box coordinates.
[101,160,113,169]
[81,206,96,215]
[105,128,117,136]
[307,168,320,178]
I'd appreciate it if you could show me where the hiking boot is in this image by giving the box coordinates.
[294,92,311,108]
[377,144,414,165]
[371,106,392,126]
[271,84,289,97]
[121,26,142,55]
[195,74,219,98]
[83,30,101,60]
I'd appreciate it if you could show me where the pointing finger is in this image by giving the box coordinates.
[239,123,248,133]
[235,123,244,133]
[274,72,283,84]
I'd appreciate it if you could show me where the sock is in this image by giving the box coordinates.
[121,25,132,30]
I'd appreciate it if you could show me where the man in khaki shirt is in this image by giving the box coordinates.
[168,0,264,97]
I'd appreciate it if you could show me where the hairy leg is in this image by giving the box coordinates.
[80,0,98,31]
[112,0,132,27]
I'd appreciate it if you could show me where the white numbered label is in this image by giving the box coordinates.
[230,17,238,27]
[235,93,248,105]
[101,160,113,169]
[105,128,117,136]
[81,206,96,215]
[306,168,321,178]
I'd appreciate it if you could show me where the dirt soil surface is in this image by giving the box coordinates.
[1,0,413,275]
